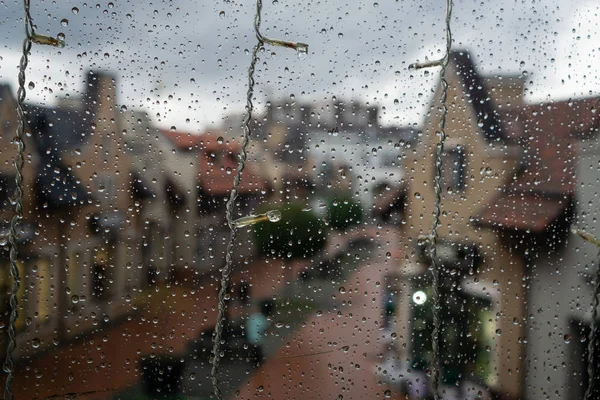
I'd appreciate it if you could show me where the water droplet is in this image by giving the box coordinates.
[120,105,128,112]
[28,81,35,90]
[302,207,313,212]
[393,99,399,105]
[0,237,7,246]
[266,210,282,222]
[71,295,79,304]
[72,7,79,14]
[31,338,41,348]
[60,19,69,27]
[296,43,308,60]
[342,345,349,352]
[339,287,346,294]
[217,136,224,144]
[338,33,344,39]
[414,192,421,199]
[564,334,572,344]
[219,11,225,18]
[104,53,110,59]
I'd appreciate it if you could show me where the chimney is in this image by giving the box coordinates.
[85,70,117,117]
[367,107,379,127]
[300,105,312,125]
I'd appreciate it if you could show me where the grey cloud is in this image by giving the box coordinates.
[0,0,597,131]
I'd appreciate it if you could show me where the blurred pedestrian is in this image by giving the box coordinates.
[245,299,275,365]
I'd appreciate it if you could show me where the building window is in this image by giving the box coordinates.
[197,226,216,262]
[92,246,114,300]
[67,252,82,309]
[439,146,466,192]
[35,258,51,321]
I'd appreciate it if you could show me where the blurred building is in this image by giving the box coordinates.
[223,97,419,212]
[0,83,41,356]
[121,110,178,286]
[398,48,600,400]
[0,71,151,357]
[400,50,530,399]
[519,98,600,399]
[159,129,270,280]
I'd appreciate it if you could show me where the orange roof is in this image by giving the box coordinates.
[160,129,268,195]
[196,134,267,195]
[473,191,570,233]
[160,129,206,150]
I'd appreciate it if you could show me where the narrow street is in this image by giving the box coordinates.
[10,226,404,400]
[234,227,405,400]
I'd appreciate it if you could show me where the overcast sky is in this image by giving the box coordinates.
[0,0,599,133]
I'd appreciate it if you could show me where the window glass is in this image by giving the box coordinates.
[0,1,599,400]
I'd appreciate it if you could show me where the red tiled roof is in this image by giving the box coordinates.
[160,130,268,195]
[473,191,570,233]
[196,134,267,195]
[160,129,207,150]
[512,98,600,195]
[474,97,599,232]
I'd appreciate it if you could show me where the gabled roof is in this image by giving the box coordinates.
[28,107,91,209]
[450,50,507,142]
[36,154,91,209]
[28,105,90,153]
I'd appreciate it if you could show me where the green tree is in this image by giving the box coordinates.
[326,195,363,231]
[253,203,327,259]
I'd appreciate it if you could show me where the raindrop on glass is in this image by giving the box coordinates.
[296,43,308,60]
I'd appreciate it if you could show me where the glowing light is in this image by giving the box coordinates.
[413,290,427,305]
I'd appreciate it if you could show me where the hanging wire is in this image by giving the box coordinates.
[585,253,600,400]
[209,1,307,398]
[4,2,64,398]
[410,0,453,398]
[2,1,33,399]
[572,228,600,399]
